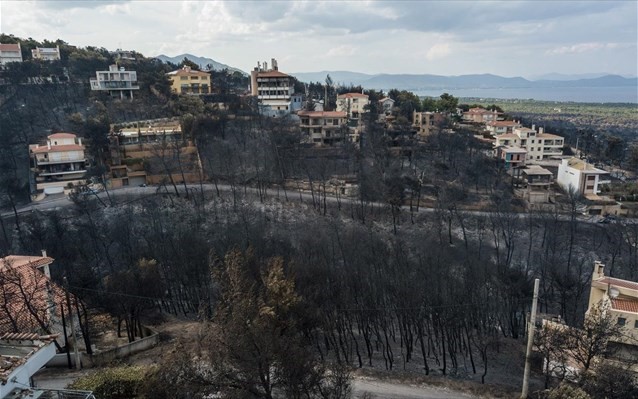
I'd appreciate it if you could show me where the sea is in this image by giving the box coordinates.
[412,86,638,104]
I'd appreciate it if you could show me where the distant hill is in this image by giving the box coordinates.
[291,71,374,85]
[292,71,638,91]
[155,53,247,75]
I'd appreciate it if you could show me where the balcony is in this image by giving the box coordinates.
[37,158,86,165]
[39,169,87,177]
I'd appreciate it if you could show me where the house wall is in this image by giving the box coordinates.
[0,342,56,397]
[557,162,582,194]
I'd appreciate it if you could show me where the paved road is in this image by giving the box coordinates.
[0,183,621,226]
[353,377,476,399]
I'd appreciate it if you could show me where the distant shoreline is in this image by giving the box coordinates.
[410,86,638,104]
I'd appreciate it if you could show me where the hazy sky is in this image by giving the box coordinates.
[1,0,637,77]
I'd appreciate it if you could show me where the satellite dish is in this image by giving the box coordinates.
[609,287,620,299]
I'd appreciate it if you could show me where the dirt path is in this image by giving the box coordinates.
[353,377,477,398]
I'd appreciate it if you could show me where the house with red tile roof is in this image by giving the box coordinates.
[485,120,522,136]
[588,261,638,346]
[250,58,303,117]
[0,43,23,66]
[166,66,211,95]
[462,107,500,123]
[29,133,87,194]
[336,93,369,120]
[0,253,70,336]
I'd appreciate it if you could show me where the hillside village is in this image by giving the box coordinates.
[1,35,638,399]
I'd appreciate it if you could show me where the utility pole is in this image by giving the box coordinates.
[521,278,540,399]
[64,276,82,370]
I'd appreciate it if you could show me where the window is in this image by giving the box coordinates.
[531,140,535,144]
[180,76,188,80]
[634,320,638,329]
[618,317,626,326]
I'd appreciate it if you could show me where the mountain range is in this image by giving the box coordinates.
[291,71,638,91]
[152,53,635,92]
[154,53,247,75]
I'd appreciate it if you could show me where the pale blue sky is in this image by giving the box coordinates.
[1,0,636,77]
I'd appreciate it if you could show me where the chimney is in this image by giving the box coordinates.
[47,141,51,150]
[539,127,544,135]
[264,61,268,71]
[39,249,51,278]
[271,58,278,71]
[532,124,536,131]
[593,261,605,279]
[78,137,82,146]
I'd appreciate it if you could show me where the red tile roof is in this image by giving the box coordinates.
[256,70,290,78]
[31,144,84,154]
[0,43,20,52]
[611,298,638,313]
[167,67,210,77]
[599,276,638,291]
[487,121,520,127]
[0,255,68,335]
[48,133,77,139]
[338,93,368,99]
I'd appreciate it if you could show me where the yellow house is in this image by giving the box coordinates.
[166,66,211,95]
[588,261,638,345]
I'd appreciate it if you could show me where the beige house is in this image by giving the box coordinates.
[462,107,500,123]
[166,66,211,95]
[297,111,348,146]
[412,111,445,136]
[336,93,369,120]
[109,119,202,188]
[31,46,61,61]
[30,133,87,194]
[588,261,638,345]
[485,120,521,136]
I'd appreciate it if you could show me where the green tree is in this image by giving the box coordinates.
[205,249,351,399]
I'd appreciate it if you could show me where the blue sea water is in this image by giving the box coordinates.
[413,86,638,104]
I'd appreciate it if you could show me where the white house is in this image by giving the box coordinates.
[0,43,23,66]
[250,59,302,117]
[0,333,57,398]
[30,133,87,194]
[493,125,564,163]
[557,157,610,196]
[90,65,139,99]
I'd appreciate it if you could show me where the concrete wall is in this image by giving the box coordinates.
[46,327,159,368]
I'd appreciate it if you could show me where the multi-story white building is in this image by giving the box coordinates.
[336,93,369,120]
[0,43,23,66]
[250,58,302,117]
[90,64,139,99]
[494,126,564,162]
[297,111,348,145]
[31,46,61,61]
[557,157,610,196]
[30,133,87,194]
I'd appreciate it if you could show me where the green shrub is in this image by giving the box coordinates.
[69,366,146,399]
